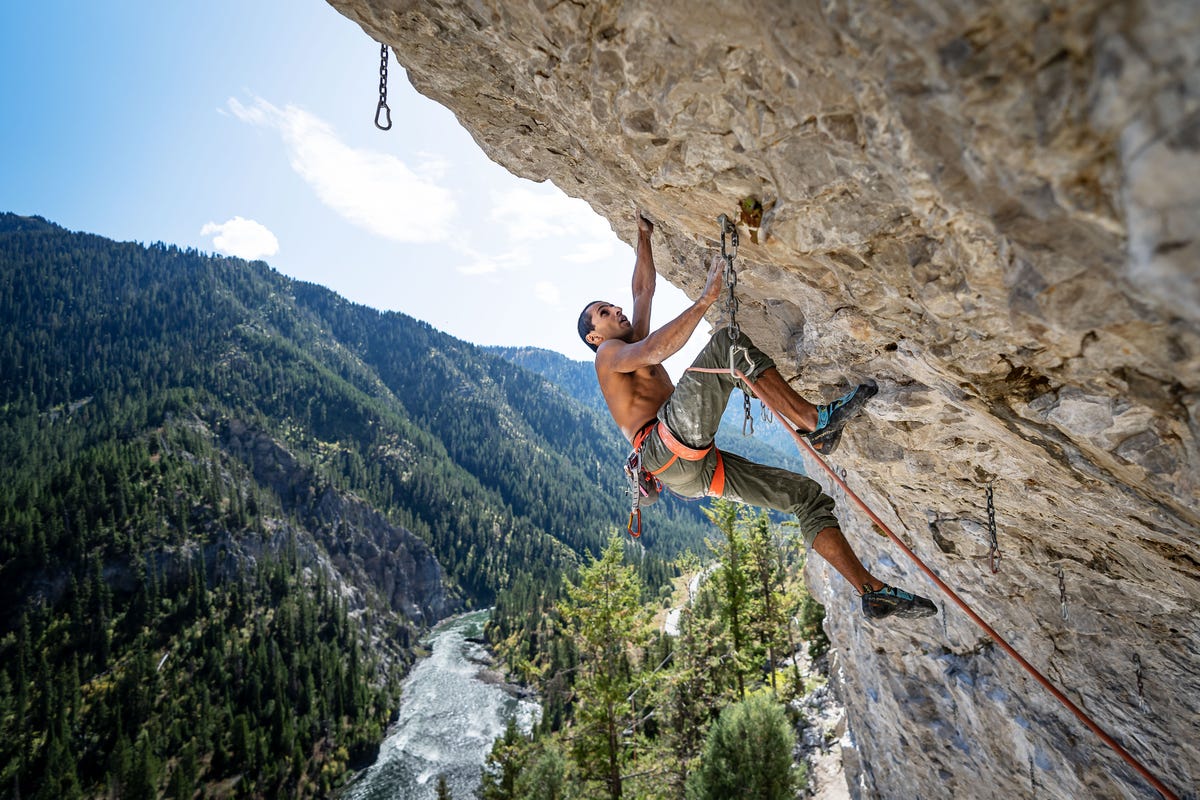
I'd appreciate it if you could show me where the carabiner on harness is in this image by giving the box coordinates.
[625,450,644,538]
[625,449,654,538]
[624,433,665,538]
[628,507,643,538]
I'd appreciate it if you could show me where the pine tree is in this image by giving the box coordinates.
[654,605,724,797]
[33,705,82,800]
[514,741,565,800]
[123,733,162,800]
[796,583,829,659]
[478,717,525,800]
[745,513,785,691]
[559,535,646,800]
[686,693,796,800]
[704,500,749,699]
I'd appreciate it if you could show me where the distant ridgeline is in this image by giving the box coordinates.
[0,213,709,798]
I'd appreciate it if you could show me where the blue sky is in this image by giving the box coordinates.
[0,1,702,373]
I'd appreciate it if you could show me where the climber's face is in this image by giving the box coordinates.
[585,302,631,347]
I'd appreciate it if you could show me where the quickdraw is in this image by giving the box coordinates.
[625,422,661,538]
[718,213,740,342]
[624,446,658,538]
[717,213,766,436]
[718,214,753,435]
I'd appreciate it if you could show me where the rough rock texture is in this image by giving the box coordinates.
[330,2,1198,798]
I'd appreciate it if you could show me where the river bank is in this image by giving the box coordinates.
[342,610,540,800]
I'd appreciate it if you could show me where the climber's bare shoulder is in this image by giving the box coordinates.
[595,339,675,442]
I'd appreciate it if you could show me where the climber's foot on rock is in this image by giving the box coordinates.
[802,381,877,456]
[861,584,937,621]
[807,425,843,455]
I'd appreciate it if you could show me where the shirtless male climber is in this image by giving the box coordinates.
[577,213,936,621]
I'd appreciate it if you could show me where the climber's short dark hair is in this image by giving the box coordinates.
[578,300,605,352]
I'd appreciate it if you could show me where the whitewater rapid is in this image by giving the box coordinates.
[343,610,540,800]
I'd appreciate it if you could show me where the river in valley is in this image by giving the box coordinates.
[342,610,540,800]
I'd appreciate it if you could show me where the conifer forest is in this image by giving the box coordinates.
[0,214,827,798]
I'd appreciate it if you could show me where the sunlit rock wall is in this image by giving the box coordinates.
[330,1,1199,798]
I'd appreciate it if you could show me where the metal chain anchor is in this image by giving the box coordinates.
[374,43,392,130]
[718,214,757,435]
[985,482,1001,573]
[1058,567,1068,619]
[1132,653,1148,711]
[718,213,740,339]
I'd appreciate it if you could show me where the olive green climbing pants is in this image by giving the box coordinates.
[638,327,838,548]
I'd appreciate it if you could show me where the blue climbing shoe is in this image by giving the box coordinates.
[811,381,878,435]
[807,425,843,455]
[803,381,878,455]
[861,585,937,620]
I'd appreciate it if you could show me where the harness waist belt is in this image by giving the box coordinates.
[653,421,712,461]
[633,420,725,497]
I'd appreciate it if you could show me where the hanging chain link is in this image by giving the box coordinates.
[718,214,758,435]
[375,43,393,131]
[1058,567,1068,618]
[985,481,1001,573]
[718,214,739,338]
[1128,652,1147,714]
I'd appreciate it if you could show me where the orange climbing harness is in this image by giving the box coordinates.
[635,421,726,497]
[626,421,726,537]
[687,365,1181,800]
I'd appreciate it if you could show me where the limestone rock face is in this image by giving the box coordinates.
[330,2,1198,798]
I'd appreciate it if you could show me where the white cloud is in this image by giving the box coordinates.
[563,239,616,264]
[227,96,456,243]
[458,260,498,276]
[453,243,531,276]
[534,280,562,306]
[488,185,614,243]
[200,216,279,260]
[416,151,452,180]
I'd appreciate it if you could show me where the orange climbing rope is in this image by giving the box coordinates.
[688,365,1181,800]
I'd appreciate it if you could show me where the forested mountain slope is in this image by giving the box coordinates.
[0,213,708,797]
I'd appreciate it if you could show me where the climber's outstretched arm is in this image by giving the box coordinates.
[629,213,656,342]
[597,254,724,374]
